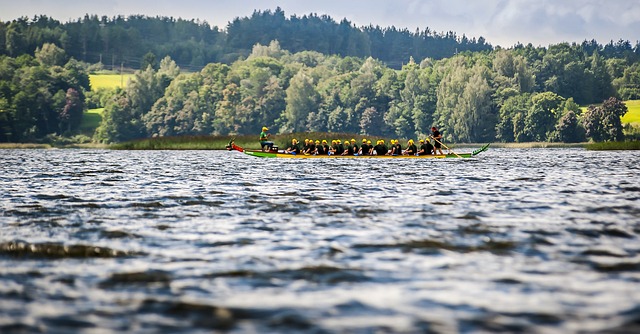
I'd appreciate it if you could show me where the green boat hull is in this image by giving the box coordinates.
[241,143,490,159]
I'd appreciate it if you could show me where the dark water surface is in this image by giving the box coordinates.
[1,148,639,333]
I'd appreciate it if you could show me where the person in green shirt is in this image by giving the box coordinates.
[259,126,274,152]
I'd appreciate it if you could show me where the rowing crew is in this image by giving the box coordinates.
[284,137,441,156]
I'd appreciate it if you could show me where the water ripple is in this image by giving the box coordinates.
[1,148,639,332]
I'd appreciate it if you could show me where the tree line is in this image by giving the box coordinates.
[89,40,632,144]
[0,9,494,70]
[2,10,639,72]
[0,39,636,143]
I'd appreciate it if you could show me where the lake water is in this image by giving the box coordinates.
[1,148,639,333]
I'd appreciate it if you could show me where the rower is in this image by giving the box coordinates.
[394,140,402,156]
[417,139,432,155]
[341,139,353,156]
[336,140,345,155]
[375,140,388,156]
[386,140,394,155]
[303,139,315,155]
[404,139,417,155]
[425,138,434,155]
[285,138,300,154]
[314,140,324,155]
[329,140,337,155]
[359,138,368,156]
[322,140,330,155]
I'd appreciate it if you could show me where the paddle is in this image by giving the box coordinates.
[430,135,462,158]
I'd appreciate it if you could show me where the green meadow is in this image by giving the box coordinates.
[622,99,640,125]
[89,73,133,89]
[79,108,103,136]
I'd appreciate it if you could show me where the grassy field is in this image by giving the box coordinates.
[622,100,640,125]
[79,108,103,136]
[89,74,133,90]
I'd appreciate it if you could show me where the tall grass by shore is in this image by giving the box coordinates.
[3,131,638,151]
[110,135,243,150]
[585,141,640,150]
[109,133,582,150]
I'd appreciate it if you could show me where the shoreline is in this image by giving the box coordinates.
[2,140,638,151]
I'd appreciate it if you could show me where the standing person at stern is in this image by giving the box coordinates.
[431,127,444,155]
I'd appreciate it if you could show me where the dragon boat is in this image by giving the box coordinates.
[227,141,490,159]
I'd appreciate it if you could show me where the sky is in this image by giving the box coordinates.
[1,0,639,47]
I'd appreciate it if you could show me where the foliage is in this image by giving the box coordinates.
[1,12,492,72]
[94,57,179,142]
[0,45,89,142]
[550,110,585,143]
[582,97,628,142]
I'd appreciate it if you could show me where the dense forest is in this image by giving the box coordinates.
[0,8,493,70]
[0,10,639,144]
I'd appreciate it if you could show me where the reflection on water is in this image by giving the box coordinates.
[1,148,640,333]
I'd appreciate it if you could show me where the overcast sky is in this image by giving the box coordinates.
[1,0,639,47]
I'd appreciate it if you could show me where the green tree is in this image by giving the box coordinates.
[95,91,140,142]
[96,58,177,142]
[281,69,319,133]
[35,43,67,66]
[141,52,158,70]
[613,63,640,100]
[551,110,584,143]
[436,57,495,142]
[582,97,627,142]
[525,92,565,141]
[496,94,532,142]
[5,22,26,57]
[58,88,83,133]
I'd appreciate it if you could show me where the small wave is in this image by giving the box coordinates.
[136,298,324,331]
[99,270,171,288]
[42,316,96,329]
[582,247,628,258]
[354,238,517,254]
[0,241,139,259]
[581,258,640,272]
[100,230,141,239]
[129,201,165,208]
[136,299,238,330]
[207,265,368,284]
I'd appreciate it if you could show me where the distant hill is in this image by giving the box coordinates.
[3,9,637,71]
[3,9,490,70]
